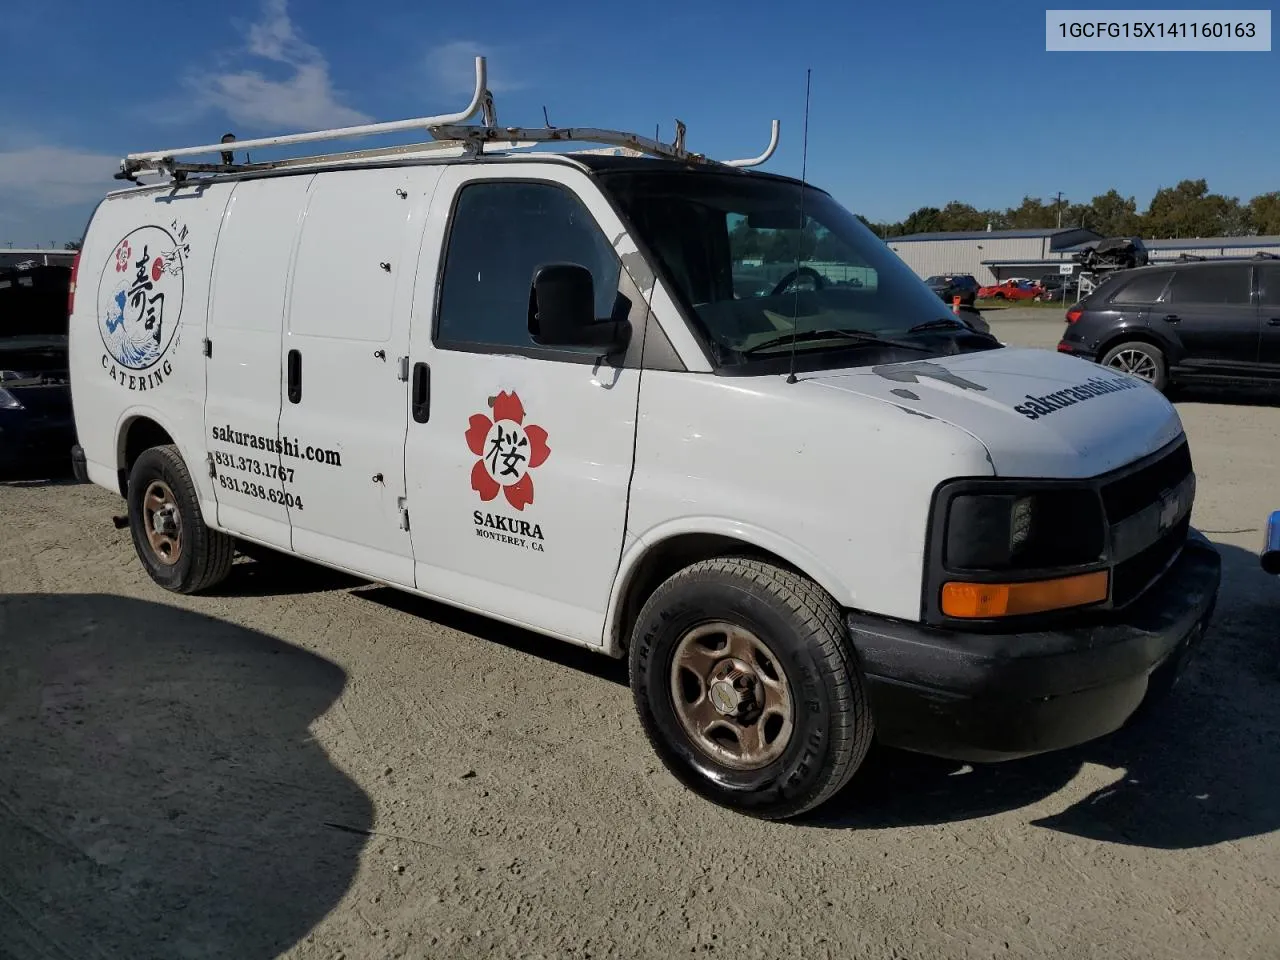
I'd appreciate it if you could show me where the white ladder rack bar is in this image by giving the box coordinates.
[429,124,710,163]
[724,120,779,168]
[426,120,780,168]
[120,56,489,175]
[124,138,541,181]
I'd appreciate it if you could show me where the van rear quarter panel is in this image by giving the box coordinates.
[71,182,232,511]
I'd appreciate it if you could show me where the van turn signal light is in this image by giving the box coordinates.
[941,571,1109,619]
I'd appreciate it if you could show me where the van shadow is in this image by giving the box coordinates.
[0,593,371,959]
[352,585,630,687]
[811,540,1280,849]
[213,541,367,598]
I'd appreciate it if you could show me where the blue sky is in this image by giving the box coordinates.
[0,0,1274,245]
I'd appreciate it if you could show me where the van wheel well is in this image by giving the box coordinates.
[119,418,175,496]
[615,534,798,653]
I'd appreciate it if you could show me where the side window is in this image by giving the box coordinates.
[1259,265,1280,307]
[436,181,622,351]
[1163,266,1251,306]
[1108,271,1172,304]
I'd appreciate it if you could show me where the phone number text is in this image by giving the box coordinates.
[217,473,304,510]
[213,450,295,483]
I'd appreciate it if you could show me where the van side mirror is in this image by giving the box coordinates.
[529,264,631,353]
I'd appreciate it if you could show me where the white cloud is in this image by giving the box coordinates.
[198,0,369,131]
[0,145,120,207]
[426,41,527,100]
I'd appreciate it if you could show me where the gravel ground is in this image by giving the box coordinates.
[2,312,1278,960]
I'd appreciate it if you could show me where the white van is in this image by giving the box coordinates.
[68,59,1220,819]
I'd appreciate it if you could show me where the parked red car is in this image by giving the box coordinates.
[977,279,1044,301]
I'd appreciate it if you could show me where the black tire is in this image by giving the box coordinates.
[127,444,235,594]
[628,557,873,820]
[1100,340,1168,391]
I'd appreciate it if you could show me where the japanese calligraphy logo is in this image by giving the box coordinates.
[98,225,186,370]
[465,391,551,511]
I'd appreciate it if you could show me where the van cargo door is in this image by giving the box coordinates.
[275,166,442,586]
[204,176,312,548]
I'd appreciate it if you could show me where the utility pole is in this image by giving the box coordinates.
[1054,191,1064,228]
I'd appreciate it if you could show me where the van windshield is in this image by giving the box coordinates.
[598,170,997,371]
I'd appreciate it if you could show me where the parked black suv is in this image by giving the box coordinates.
[924,274,979,307]
[1056,254,1280,392]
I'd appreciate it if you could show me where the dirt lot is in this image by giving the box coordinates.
[3,312,1278,960]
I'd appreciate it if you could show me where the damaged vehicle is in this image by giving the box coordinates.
[69,57,1220,820]
[0,263,75,475]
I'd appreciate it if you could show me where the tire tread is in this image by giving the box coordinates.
[131,444,234,594]
[632,556,872,819]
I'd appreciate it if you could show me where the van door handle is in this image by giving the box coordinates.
[1268,317,1280,327]
[411,362,430,423]
[287,349,302,404]
[1163,314,1181,323]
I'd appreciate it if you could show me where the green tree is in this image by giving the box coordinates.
[898,206,943,236]
[63,240,83,251]
[936,202,987,232]
[1248,192,1280,235]
[1005,196,1057,229]
[1086,190,1141,236]
[1143,179,1247,238]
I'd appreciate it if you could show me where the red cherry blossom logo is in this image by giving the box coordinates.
[465,391,550,511]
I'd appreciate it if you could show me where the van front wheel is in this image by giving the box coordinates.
[628,557,872,820]
[126,444,234,594]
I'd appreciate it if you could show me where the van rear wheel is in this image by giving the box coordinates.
[127,444,234,594]
[628,557,872,820]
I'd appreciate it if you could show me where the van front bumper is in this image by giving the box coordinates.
[847,531,1221,762]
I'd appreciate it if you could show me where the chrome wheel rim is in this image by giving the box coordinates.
[1107,349,1157,382]
[669,622,794,770]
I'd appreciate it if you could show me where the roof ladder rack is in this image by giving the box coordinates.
[117,57,781,182]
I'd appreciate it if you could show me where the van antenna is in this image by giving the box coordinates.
[785,67,812,386]
[542,105,552,127]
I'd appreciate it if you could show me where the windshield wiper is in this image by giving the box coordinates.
[740,328,932,357]
[907,317,970,334]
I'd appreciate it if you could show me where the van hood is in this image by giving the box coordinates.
[808,347,1184,479]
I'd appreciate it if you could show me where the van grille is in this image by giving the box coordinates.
[1100,439,1194,607]
[1100,440,1192,524]
[1111,515,1190,607]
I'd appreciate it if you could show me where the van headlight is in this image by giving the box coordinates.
[944,488,1105,570]
[927,483,1109,621]
[0,387,23,411]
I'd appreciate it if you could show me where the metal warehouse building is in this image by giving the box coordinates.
[885,228,1102,285]
[885,229,1280,285]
